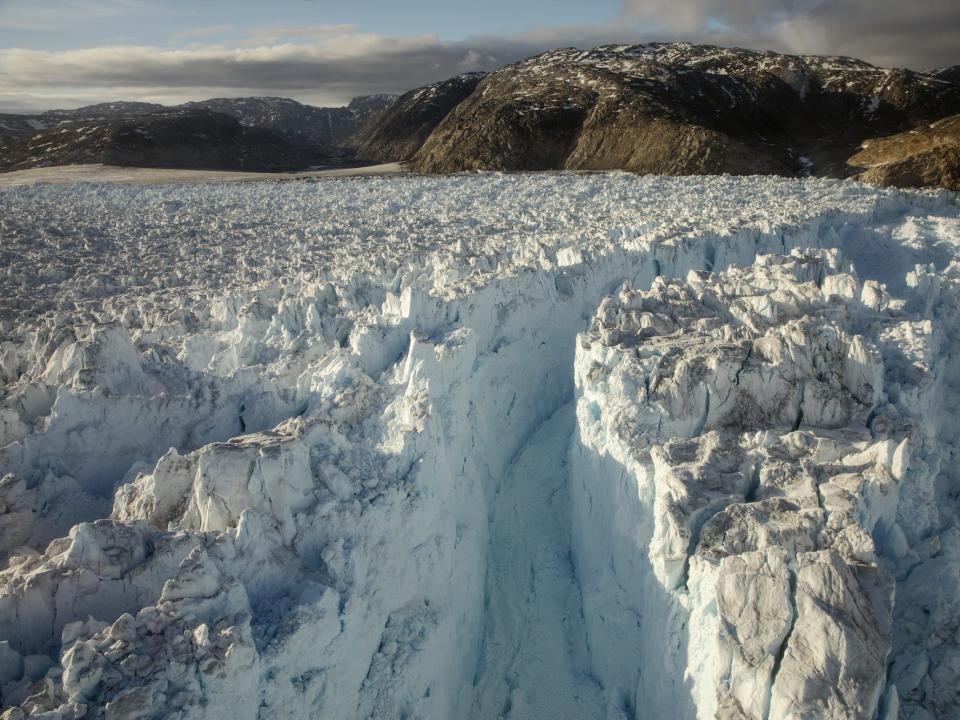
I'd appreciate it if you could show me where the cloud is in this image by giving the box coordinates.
[0,25,631,111]
[1,3,956,113]
[620,0,960,68]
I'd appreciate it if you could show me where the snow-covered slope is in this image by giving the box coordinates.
[0,174,958,719]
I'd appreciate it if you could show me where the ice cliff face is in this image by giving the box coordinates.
[0,174,958,720]
[572,249,960,719]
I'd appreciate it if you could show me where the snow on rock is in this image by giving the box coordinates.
[0,174,958,719]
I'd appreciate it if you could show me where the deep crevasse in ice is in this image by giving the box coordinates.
[0,174,958,719]
[469,403,602,720]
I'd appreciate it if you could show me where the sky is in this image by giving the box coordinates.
[0,0,957,112]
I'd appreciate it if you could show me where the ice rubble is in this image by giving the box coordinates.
[0,174,958,719]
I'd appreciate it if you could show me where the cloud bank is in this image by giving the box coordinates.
[1,1,956,112]
[620,0,960,70]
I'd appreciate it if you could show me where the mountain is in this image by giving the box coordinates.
[377,43,960,186]
[183,95,396,151]
[0,102,167,141]
[42,101,169,121]
[346,93,400,115]
[0,108,334,173]
[3,44,957,187]
[0,115,49,142]
[931,65,960,86]
[848,113,960,190]
[0,95,397,172]
[354,72,486,162]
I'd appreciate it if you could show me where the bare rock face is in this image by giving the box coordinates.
[0,95,398,173]
[182,95,396,152]
[353,72,486,163]
[410,43,960,182]
[849,114,960,191]
[0,110,332,173]
[931,65,960,86]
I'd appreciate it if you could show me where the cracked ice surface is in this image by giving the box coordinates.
[572,249,960,719]
[0,174,958,719]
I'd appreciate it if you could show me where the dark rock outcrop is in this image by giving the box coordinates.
[353,72,486,162]
[931,66,960,86]
[408,44,960,183]
[849,114,960,191]
[0,109,332,173]
[183,95,396,152]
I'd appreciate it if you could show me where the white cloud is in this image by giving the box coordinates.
[0,26,579,111]
[620,0,960,68]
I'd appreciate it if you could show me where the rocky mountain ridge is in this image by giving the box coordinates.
[353,72,487,163]
[931,65,960,86]
[0,109,333,173]
[848,114,960,190]
[405,43,960,186]
[182,95,396,150]
[0,95,396,172]
[0,102,170,141]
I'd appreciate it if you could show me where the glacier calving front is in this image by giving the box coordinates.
[0,175,958,720]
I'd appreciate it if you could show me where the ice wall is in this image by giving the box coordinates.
[570,249,960,719]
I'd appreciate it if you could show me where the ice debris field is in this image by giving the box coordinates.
[0,173,959,720]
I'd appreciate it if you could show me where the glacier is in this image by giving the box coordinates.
[0,174,958,719]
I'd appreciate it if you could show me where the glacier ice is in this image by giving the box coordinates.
[0,174,958,719]
[570,249,947,719]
